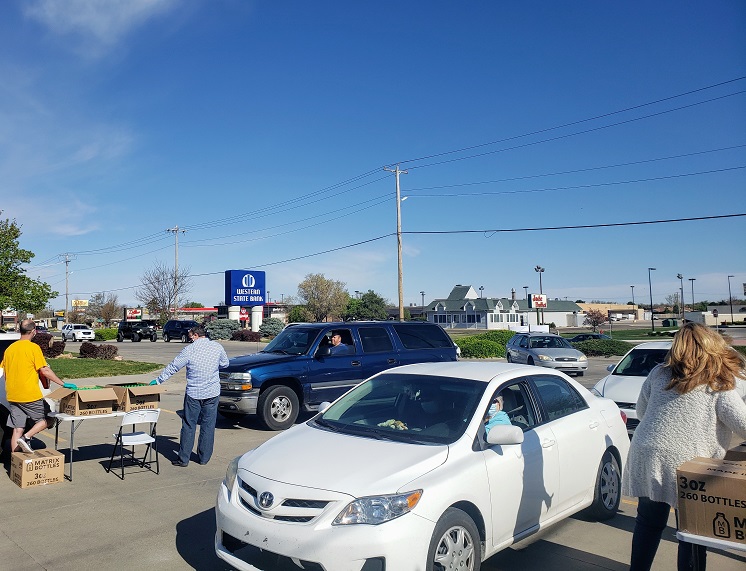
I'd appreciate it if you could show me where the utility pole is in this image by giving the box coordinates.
[384,165,408,320]
[166,226,186,319]
[630,285,635,321]
[59,253,75,323]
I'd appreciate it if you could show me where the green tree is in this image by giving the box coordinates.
[0,214,57,313]
[296,273,348,322]
[287,305,312,323]
[182,301,204,308]
[341,290,388,321]
[259,317,285,338]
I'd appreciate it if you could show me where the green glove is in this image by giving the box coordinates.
[149,379,159,386]
[63,383,78,390]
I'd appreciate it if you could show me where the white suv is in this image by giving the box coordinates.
[61,324,95,342]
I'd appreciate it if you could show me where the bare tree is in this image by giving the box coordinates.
[583,309,608,332]
[136,261,192,321]
[296,273,348,322]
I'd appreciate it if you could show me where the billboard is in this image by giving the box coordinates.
[225,270,266,306]
[125,308,143,321]
[71,299,88,307]
[529,294,547,309]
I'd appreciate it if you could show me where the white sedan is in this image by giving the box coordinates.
[215,361,629,571]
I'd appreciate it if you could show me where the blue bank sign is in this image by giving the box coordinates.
[225,270,266,306]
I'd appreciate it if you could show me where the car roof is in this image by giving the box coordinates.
[373,361,565,384]
[628,341,672,350]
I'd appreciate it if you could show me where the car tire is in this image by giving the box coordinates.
[150,334,157,342]
[257,385,299,431]
[163,333,170,342]
[181,333,188,343]
[506,353,512,363]
[132,333,140,342]
[427,507,481,571]
[117,333,123,342]
[583,451,621,521]
[527,357,534,366]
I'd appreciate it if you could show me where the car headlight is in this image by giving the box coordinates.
[536,354,552,361]
[578,355,588,362]
[225,372,252,390]
[333,490,423,525]
[224,455,242,492]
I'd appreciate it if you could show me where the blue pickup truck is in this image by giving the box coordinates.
[218,321,458,430]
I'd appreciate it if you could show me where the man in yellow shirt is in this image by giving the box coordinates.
[2,319,68,453]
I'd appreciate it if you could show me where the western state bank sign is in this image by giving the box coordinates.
[225,270,266,306]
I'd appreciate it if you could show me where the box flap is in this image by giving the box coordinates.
[127,385,165,396]
[76,387,118,402]
[46,387,75,400]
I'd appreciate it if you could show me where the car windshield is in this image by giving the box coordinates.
[529,336,572,349]
[263,327,323,355]
[613,348,669,376]
[313,373,484,445]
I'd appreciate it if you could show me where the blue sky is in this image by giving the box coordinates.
[2,1,744,311]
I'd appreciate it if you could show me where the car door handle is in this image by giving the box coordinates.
[351,361,361,367]
[387,359,397,364]
[588,421,600,430]
[541,439,556,449]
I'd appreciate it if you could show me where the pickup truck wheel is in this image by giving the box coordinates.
[163,333,170,342]
[181,333,188,343]
[132,333,140,342]
[258,386,299,431]
[150,334,157,342]
[117,334,123,342]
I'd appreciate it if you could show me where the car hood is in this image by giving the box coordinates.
[531,348,584,357]
[239,422,449,496]
[223,351,303,371]
[594,374,646,405]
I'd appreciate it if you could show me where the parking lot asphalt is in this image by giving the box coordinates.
[2,340,745,570]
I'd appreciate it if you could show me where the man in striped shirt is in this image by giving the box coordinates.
[152,325,229,467]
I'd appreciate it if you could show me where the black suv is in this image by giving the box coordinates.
[162,319,199,342]
[117,320,158,342]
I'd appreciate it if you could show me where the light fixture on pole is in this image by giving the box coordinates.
[384,164,408,321]
[479,286,484,298]
[648,267,656,332]
[266,290,270,303]
[688,278,695,310]
[534,266,545,325]
[630,285,635,320]
[420,290,425,309]
[728,275,735,324]
[677,274,684,322]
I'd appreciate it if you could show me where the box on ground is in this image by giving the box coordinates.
[105,382,164,411]
[47,386,119,416]
[676,456,746,545]
[724,443,746,462]
[11,450,65,489]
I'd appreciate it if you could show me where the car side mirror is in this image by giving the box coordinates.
[316,346,331,358]
[607,364,615,372]
[486,424,524,446]
[318,401,331,413]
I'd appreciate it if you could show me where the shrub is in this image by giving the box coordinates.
[206,319,240,340]
[476,330,516,346]
[79,342,98,358]
[231,329,261,342]
[95,328,118,341]
[457,337,505,359]
[259,318,285,338]
[78,342,119,359]
[31,331,61,358]
[48,341,66,358]
[572,339,634,357]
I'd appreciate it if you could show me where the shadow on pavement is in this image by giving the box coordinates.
[176,508,233,570]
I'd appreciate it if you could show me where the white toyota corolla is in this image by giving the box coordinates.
[215,361,629,571]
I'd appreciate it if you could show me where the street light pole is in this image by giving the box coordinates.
[523,286,528,300]
[677,273,684,322]
[384,164,408,321]
[648,267,656,332]
[534,266,545,325]
[728,275,735,324]
[420,290,425,309]
[479,286,484,298]
[688,278,695,311]
[630,285,635,320]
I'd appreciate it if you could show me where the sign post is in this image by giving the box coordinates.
[712,309,719,332]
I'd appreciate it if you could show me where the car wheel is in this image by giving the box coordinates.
[427,507,481,571]
[163,333,170,342]
[132,333,140,342]
[117,333,123,342]
[257,385,299,431]
[150,334,157,342]
[181,333,188,343]
[506,353,512,363]
[527,357,534,366]
[583,451,621,521]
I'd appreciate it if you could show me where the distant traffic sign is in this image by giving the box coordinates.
[712,309,719,317]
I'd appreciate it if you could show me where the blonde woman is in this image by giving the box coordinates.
[623,323,746,570]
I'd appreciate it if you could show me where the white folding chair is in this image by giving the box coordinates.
[106,409,160,479]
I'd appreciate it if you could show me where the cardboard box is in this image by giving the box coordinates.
[10,450,65,489]
[105,382,164,411]
[724,443,746,462]
[46,386,119,416]
[676,457,746,545]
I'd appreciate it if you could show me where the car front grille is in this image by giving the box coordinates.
[238,477,332,524]
[555,357,577,362]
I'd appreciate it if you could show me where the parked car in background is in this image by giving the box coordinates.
[215,361,629,570]
[568,333,611,343]
[506,332,588,376]
[117,320,158,342]
[61,324,95,342]
[219,321,458,430]
[162,319,199,342]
